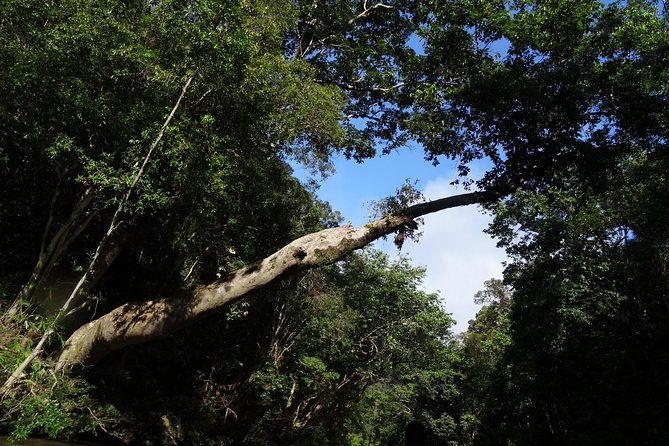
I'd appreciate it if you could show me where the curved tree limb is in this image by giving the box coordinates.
[56,191,491,373]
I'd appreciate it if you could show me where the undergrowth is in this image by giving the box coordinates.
[0,308,125,441]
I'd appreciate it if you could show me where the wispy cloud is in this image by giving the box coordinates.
[294,152,508,334]
[391,177,508,333]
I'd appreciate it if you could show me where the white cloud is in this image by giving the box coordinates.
[392,177,509,333]
[300,152,509,334]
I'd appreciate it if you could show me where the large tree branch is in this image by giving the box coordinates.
[56,191,492,372]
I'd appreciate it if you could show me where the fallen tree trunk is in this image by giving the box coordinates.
[56,191,489,372]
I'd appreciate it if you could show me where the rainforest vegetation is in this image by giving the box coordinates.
[0,0,667,444]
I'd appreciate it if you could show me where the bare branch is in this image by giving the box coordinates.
[348,2,395,25]
[295,1,395,59]
[331,80,406,93]
[0,328,54,398]
[9,189,95,313]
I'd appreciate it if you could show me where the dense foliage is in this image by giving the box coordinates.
[478,158,669,445]
[1,0,667,444]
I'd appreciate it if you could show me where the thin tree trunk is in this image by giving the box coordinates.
[0,75,195,396]
[8,189,95,315]
[56,191,489,372]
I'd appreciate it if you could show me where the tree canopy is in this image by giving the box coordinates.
[1,0,667,444]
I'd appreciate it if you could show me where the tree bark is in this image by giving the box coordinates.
[0,219,138,395]
[56,191,489,372]
[8,189,95,315]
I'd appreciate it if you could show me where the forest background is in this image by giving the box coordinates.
[0,0,668,445]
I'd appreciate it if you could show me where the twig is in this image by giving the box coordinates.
[183,259,199,282]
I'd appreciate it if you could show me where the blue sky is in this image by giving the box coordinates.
[287,26,514,332]
[293,149,508,333]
